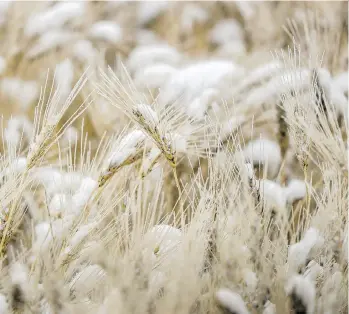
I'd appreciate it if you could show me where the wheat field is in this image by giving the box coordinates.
[0,1,347,314]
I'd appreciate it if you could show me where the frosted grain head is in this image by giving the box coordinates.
[99,62,219,168]
[215,288,250,314]
[98,129,146,187]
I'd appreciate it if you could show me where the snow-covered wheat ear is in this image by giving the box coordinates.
[96,68,177,166]
[132,103,183,209]
[96,66,208,201]
[216,288,250,314]
[98,129,147,187]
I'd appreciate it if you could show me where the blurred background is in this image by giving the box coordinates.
[0,1,347,148]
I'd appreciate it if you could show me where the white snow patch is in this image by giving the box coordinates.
[216,289,250,314]
[27,30,76,58]
[137,1,170,26]
[88,21,123,44]
[25,2,85,37]
[127,44,181,74]
[257,179,287,210]
[159,60,244,105]
[134,63,177,89]
[0,78,38,110]
[72,40,96,63]
[209,19,243,45]
[284,179,306,204]
[180,4,208,32]
[242,139,281,178]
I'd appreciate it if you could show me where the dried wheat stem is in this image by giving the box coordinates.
[141,152,161,179]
